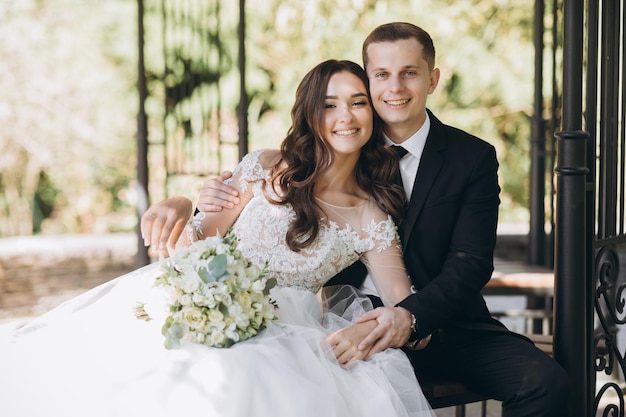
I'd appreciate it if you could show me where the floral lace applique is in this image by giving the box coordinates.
[227,150,400,293]
[224,149,271,193]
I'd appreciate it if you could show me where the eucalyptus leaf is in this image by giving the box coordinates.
[208,254,228,281]
[197,268,214,284]
[264,278,277,295]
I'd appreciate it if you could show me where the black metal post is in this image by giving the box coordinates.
[136,0,150,267]
[584,2,599,416]
[598,0,619,239]
[529,0,546,267]
[237,0,248,159]
[554,0,590,415]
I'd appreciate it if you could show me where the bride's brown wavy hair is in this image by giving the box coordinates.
[268,59,406,252]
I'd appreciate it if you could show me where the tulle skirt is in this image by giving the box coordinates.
[0,263,434,417]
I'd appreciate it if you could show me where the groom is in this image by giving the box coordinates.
[193,22,568,416]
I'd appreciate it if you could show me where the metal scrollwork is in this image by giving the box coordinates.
[596,246,624,323]
[594,382,625,417]
[594,245,625,416]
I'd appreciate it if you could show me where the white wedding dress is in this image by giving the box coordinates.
[0,150,434,417]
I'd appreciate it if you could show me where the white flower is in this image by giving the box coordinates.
[182,276,200,294]
[180,306,207,329]
[252,279,266,293]
[228,264,247,280]
[137,229,277,349]
[235,292,253,310]
[208,331,226,346]
[179,293,193,306]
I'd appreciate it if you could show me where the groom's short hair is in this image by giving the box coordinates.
[362,22,436,71]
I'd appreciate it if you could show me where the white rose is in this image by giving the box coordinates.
[179,293,193,306]
[207,309,224,323]
[182,277,200,294]
[194,332,206,343]
[192,293,207,305]
[225,327,240,343]
[235,292,252,310]
[181,307,206,329]
[228,264,246,280]
[246,264,261,278]
[215,292,232,306]
[208,331,226,346]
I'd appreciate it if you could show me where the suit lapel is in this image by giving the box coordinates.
[400,111,447,246]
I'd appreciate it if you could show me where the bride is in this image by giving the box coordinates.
[0,59,434,417]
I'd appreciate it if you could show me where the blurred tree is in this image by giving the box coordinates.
[0,0,138,236]
[0,0,542,237]
[241,0,538,222]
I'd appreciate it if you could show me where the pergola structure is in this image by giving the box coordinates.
[135,1,626,416]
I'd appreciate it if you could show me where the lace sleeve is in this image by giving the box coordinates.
[360,206,414,307]
[224,149,271,192]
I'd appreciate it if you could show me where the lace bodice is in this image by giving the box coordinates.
[225,150,405,294]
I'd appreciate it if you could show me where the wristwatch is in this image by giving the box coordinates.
[403,313,431,350]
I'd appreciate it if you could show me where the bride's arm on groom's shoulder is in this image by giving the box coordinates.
[140,173,250,258]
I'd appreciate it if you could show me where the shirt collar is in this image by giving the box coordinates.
[383,112,430,158]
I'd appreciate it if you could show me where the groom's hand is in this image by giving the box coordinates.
[196,171,239,212]
[354,307,413,356]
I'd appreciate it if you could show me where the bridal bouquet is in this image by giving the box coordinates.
[136,230,277,349]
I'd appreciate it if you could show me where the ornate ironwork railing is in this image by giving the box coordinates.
[589,0,626,415]
[557,0,626,415]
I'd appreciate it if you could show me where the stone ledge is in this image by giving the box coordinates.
[0,233,137,318]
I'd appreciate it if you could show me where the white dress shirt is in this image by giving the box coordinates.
[384,114,430,200]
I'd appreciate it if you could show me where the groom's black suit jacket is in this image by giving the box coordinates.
[326,109,508,342]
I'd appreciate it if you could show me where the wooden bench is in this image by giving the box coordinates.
[420,333,553,417]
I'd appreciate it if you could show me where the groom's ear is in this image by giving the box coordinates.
[428,68,440,94]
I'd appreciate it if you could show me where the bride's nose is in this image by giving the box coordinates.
[337,105,355,123]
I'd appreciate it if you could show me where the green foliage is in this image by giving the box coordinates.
[0,0,549,236]
[0,0,138,236]
[241,0,542,222]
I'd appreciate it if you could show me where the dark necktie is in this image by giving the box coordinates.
[391,145,408,159]
[391,145,408,194]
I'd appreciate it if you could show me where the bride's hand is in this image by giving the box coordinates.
[326,320,377,365]
[196,171,239,212]
[141,196,193,257]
